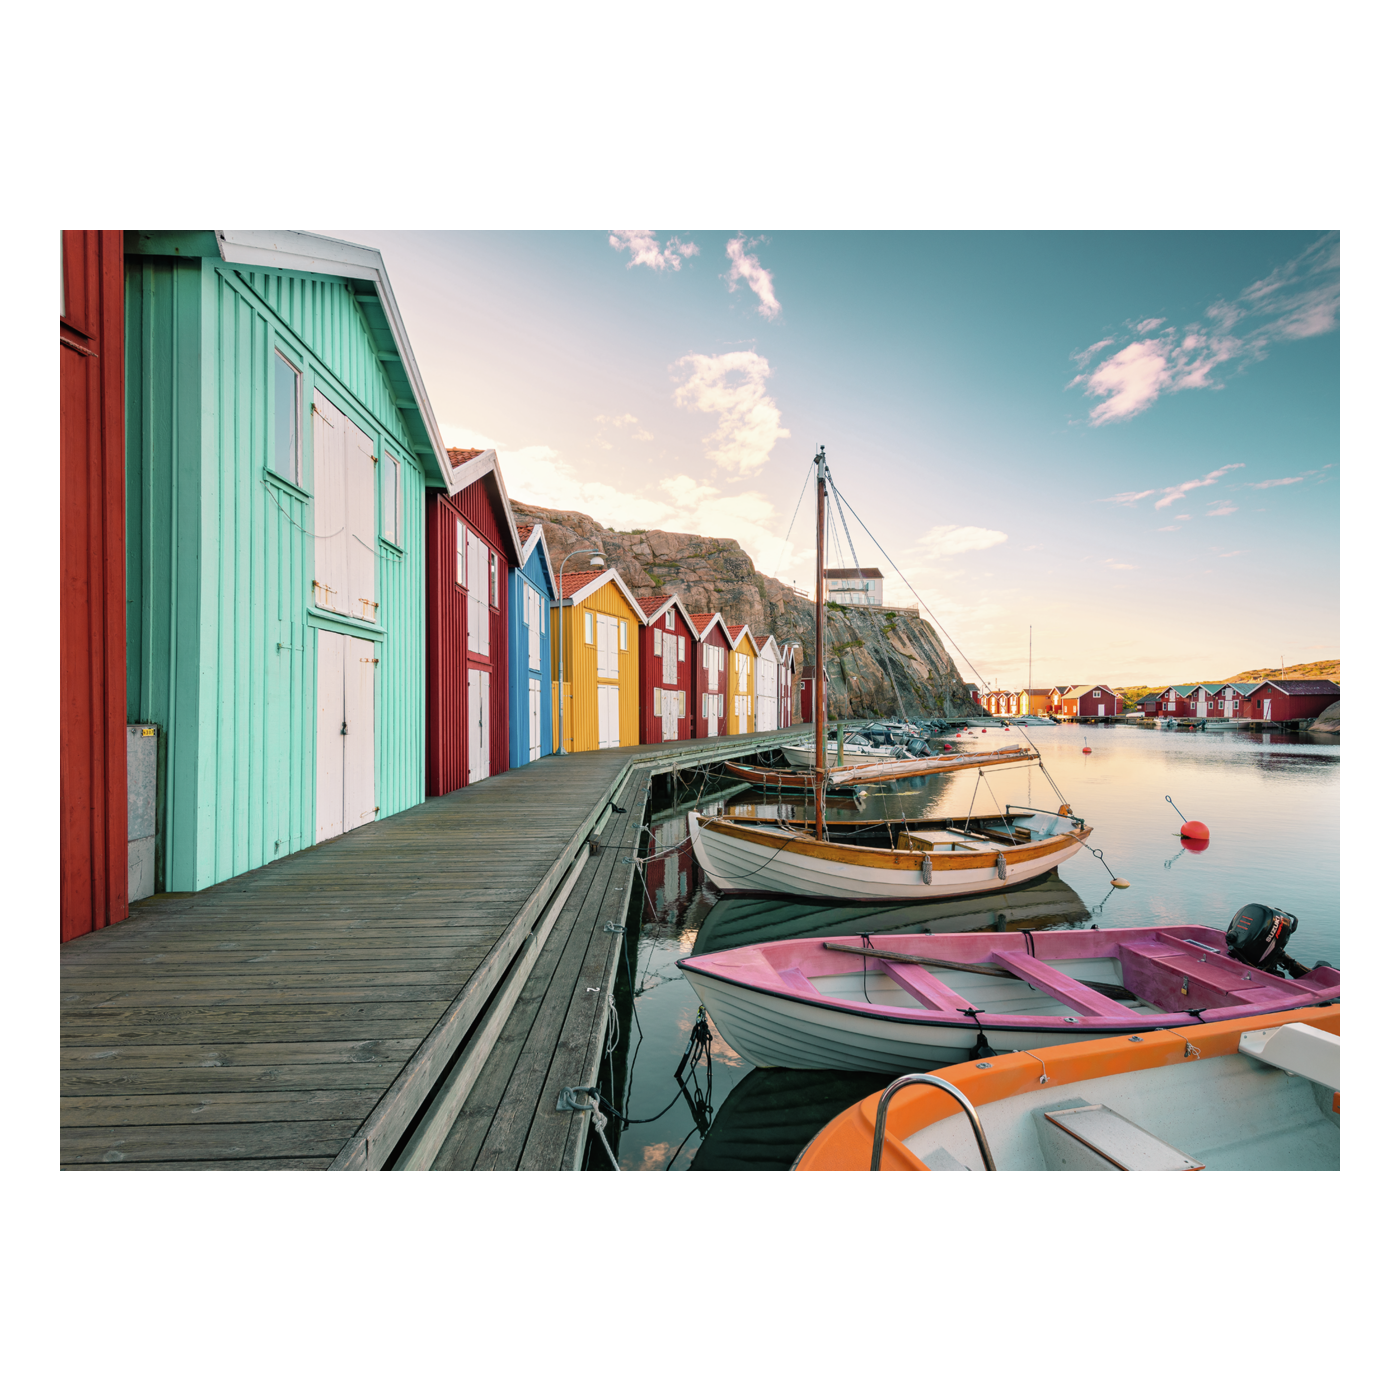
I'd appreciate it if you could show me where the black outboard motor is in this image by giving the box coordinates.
[1225,903,1299,974]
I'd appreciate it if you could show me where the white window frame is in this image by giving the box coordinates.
[455,519,467,588]
[273,350,302,486]
[381,452,401,546]
[619,619,628,651]
[584,611,594,645]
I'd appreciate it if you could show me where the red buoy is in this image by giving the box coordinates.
[1180,820,1210,840]
[1180,835,1210,853]
[982,728,987,733]
[1082,746,1092,754]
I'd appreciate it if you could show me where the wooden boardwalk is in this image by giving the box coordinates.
[60,727,807,1170]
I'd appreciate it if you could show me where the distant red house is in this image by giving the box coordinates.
[691,613,733,736]
[1234,679,1339,723]
[1138,690,1166,716]
[1054,684,1122,718]
[799,663,832,723]
[635,594,697,744]
[427,448,519,795]
[61,230,128,942]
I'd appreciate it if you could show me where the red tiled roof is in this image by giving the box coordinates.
[557,569,606,598]
[634,595,673,618]
[725,625,748,645]
[516,523,534,543]
[446,446,485,467]
[690,612,726,639]
[753,633,773,649]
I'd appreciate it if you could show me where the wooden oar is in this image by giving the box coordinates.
[821,941,1136,1001]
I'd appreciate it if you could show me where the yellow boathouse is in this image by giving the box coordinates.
[725,624,758,735]
[551,569,644,751]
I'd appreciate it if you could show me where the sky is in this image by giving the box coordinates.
[329,230,1339,691]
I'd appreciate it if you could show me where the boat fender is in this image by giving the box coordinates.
[921,854,933,885]
[1225,903,1299,970]
[996,852,1007,881]
[1058,804,1072,816]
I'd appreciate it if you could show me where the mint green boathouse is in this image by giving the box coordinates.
[124,230,452,892]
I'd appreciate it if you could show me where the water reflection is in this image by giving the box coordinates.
[587,721,1339,1170]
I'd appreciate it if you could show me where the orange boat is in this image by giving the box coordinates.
[793,1004,1339,1171]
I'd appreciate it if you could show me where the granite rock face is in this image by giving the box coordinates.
[513,500,979,719]
[1307,701,1340,733]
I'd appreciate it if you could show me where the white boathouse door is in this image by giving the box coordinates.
[528,678,541,761]
[468,670,490,782]
[1263,697,1272,721]
[316,630,377,843]
[598,684,620,748]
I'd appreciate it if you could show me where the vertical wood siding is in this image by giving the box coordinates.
[696,622,731,736]
[550,582,639,751]
[126,254,426,891]
[639,614,694,745]
[508,539,554,767]
[727,632,758,734]
[60,230,128,941]
[426,480,510,795]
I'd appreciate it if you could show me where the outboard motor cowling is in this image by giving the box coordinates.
[1225,903,1299,972]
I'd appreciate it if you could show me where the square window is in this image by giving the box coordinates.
[274,352,301,484]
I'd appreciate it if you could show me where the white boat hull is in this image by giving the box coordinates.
[781,743,903,768]
[681,966,1117,1071]
[687,811,1086,902]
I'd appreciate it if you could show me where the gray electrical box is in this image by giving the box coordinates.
[127,724,159,901]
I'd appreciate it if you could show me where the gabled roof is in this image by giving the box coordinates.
[632,594,700,636]
[1065,683,1119,699]
[1254,679,1340,696]
[554,567,646,620]
[440,446,525,566]
[690,612,732,645]
[514,522,558,601]
[1018,688,1054,697]
[725,623,756,651]
[213,230,452,490]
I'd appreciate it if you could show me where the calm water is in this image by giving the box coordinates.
[586,721,1339,1170]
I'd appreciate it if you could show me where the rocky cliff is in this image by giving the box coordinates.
[512,500,979,719]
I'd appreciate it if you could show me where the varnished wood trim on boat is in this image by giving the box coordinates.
[695,813,1091,871]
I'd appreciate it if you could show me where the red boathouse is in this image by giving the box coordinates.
[426,448,521,794]
[636,594,697,745]
[1235,679,1339,724]
[691,613,732,737]
[60,230,129,942]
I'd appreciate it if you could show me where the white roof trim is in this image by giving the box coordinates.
[215,230,452,490]
[637,594,701,637]
[517,524,559,600]
[439,448,526,567]
[557,568,647,621]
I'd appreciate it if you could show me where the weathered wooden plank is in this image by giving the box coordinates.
[61,1039,421,1069]
[63,1088,381,1127]
[63,1064,403,1094]
[65,1157,336,1170]
[61,1121,362,1165]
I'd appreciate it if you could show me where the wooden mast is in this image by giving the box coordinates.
[814,447,828,842]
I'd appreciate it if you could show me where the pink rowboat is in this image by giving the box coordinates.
[677,925,1341,1073]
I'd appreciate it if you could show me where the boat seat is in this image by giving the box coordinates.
[875,960,978,1012]
[778,967,822,998]
[1035,1102,1204,1171]
[1238,1022,1340,1090]
[988,950,1128,1018]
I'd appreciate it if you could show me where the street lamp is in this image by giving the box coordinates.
[555,546,606,755]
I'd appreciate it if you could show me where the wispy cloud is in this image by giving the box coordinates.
[1219,550,1245,557]
[1069,235,1338,424]
[725,235,782,320]
[594,412,653,443]
[1157,525,1181,532]
[1175,514,1192,520]
[1103,488,1157,505]
[1104,559,1136,570]
[919,524,1009,557]
[671,351,790,476]
[1155,463,1242,510]
[1206,501,1237,516]
[608,230,699,272]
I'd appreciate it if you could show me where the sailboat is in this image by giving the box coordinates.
[687,446,1090,902]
